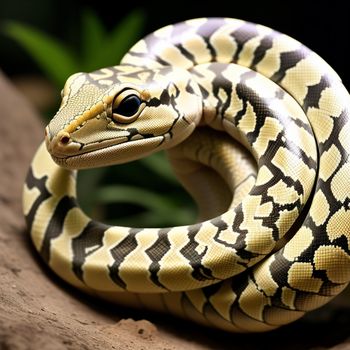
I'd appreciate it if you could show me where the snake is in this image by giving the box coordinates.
[22,17,350,332]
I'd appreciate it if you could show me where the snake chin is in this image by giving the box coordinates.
[50,154,68,168]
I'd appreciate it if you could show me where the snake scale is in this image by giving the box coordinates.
[23,17,350,332]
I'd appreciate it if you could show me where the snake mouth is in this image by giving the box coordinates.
[46,127,139,168]
[49,136,165,169]
[48,120,198,169]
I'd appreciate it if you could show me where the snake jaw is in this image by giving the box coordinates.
[50,136,166,169]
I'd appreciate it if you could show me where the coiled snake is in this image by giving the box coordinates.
[23,18,350,332]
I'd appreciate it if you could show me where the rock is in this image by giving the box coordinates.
[12,75,57,113]
[0,70,349,350]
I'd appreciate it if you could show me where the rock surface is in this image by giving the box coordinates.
[0,70,350,350]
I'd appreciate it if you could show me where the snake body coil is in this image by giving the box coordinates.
[23,18,350,332]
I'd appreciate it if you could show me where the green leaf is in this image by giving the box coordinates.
[91,9,145,68]
[107,206,196,228]
[81,9,106,71]
[77,168,109,214]
[3,21,79,87]
[139,151,178,184]
[95,184,197,227]
[107,9,145,59]
[107,212,172,228]
[96,185,174,212]
[107,211,167,227]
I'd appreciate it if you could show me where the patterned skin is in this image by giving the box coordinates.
[23,18,350,332]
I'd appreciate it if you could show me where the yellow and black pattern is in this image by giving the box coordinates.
[23,17,350,332]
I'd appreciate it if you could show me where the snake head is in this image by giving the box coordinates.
[45,66,202,169]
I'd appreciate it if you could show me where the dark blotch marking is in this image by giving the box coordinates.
[275,89,285,100]
[196,18,227,60]
[155,55,170,66]
[271,49,308,83]
[177,44,197,64]
[231,206,256,261]
[108,228,141,289]
[211,216,228,231]
[180,223,214,281]
[25,167,51,234]
[198,84,209,99]
[196,18,226,38]
[145,228,172,289]
[171,21,192,38]
[160,88,171,105]
[234,75,270,139]
[125,127,153,141]
[269,250,293,287]
[229,270,251,299]
[251,34,275,69]
[231,23,259,62]
[40,196,76,263]
[207,63,234,117]
[170,21,197,64]
[71,220,109,281]
[303,75,331,111]
[147,97,162,108]
[201,279,223,299]
[185,80,195,94]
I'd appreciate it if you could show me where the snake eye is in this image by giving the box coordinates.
[112,91,143,123]
[114,95,141,116]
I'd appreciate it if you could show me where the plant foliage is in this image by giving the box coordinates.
[3,9,144,87]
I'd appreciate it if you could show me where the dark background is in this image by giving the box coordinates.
[1,0,349,87]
